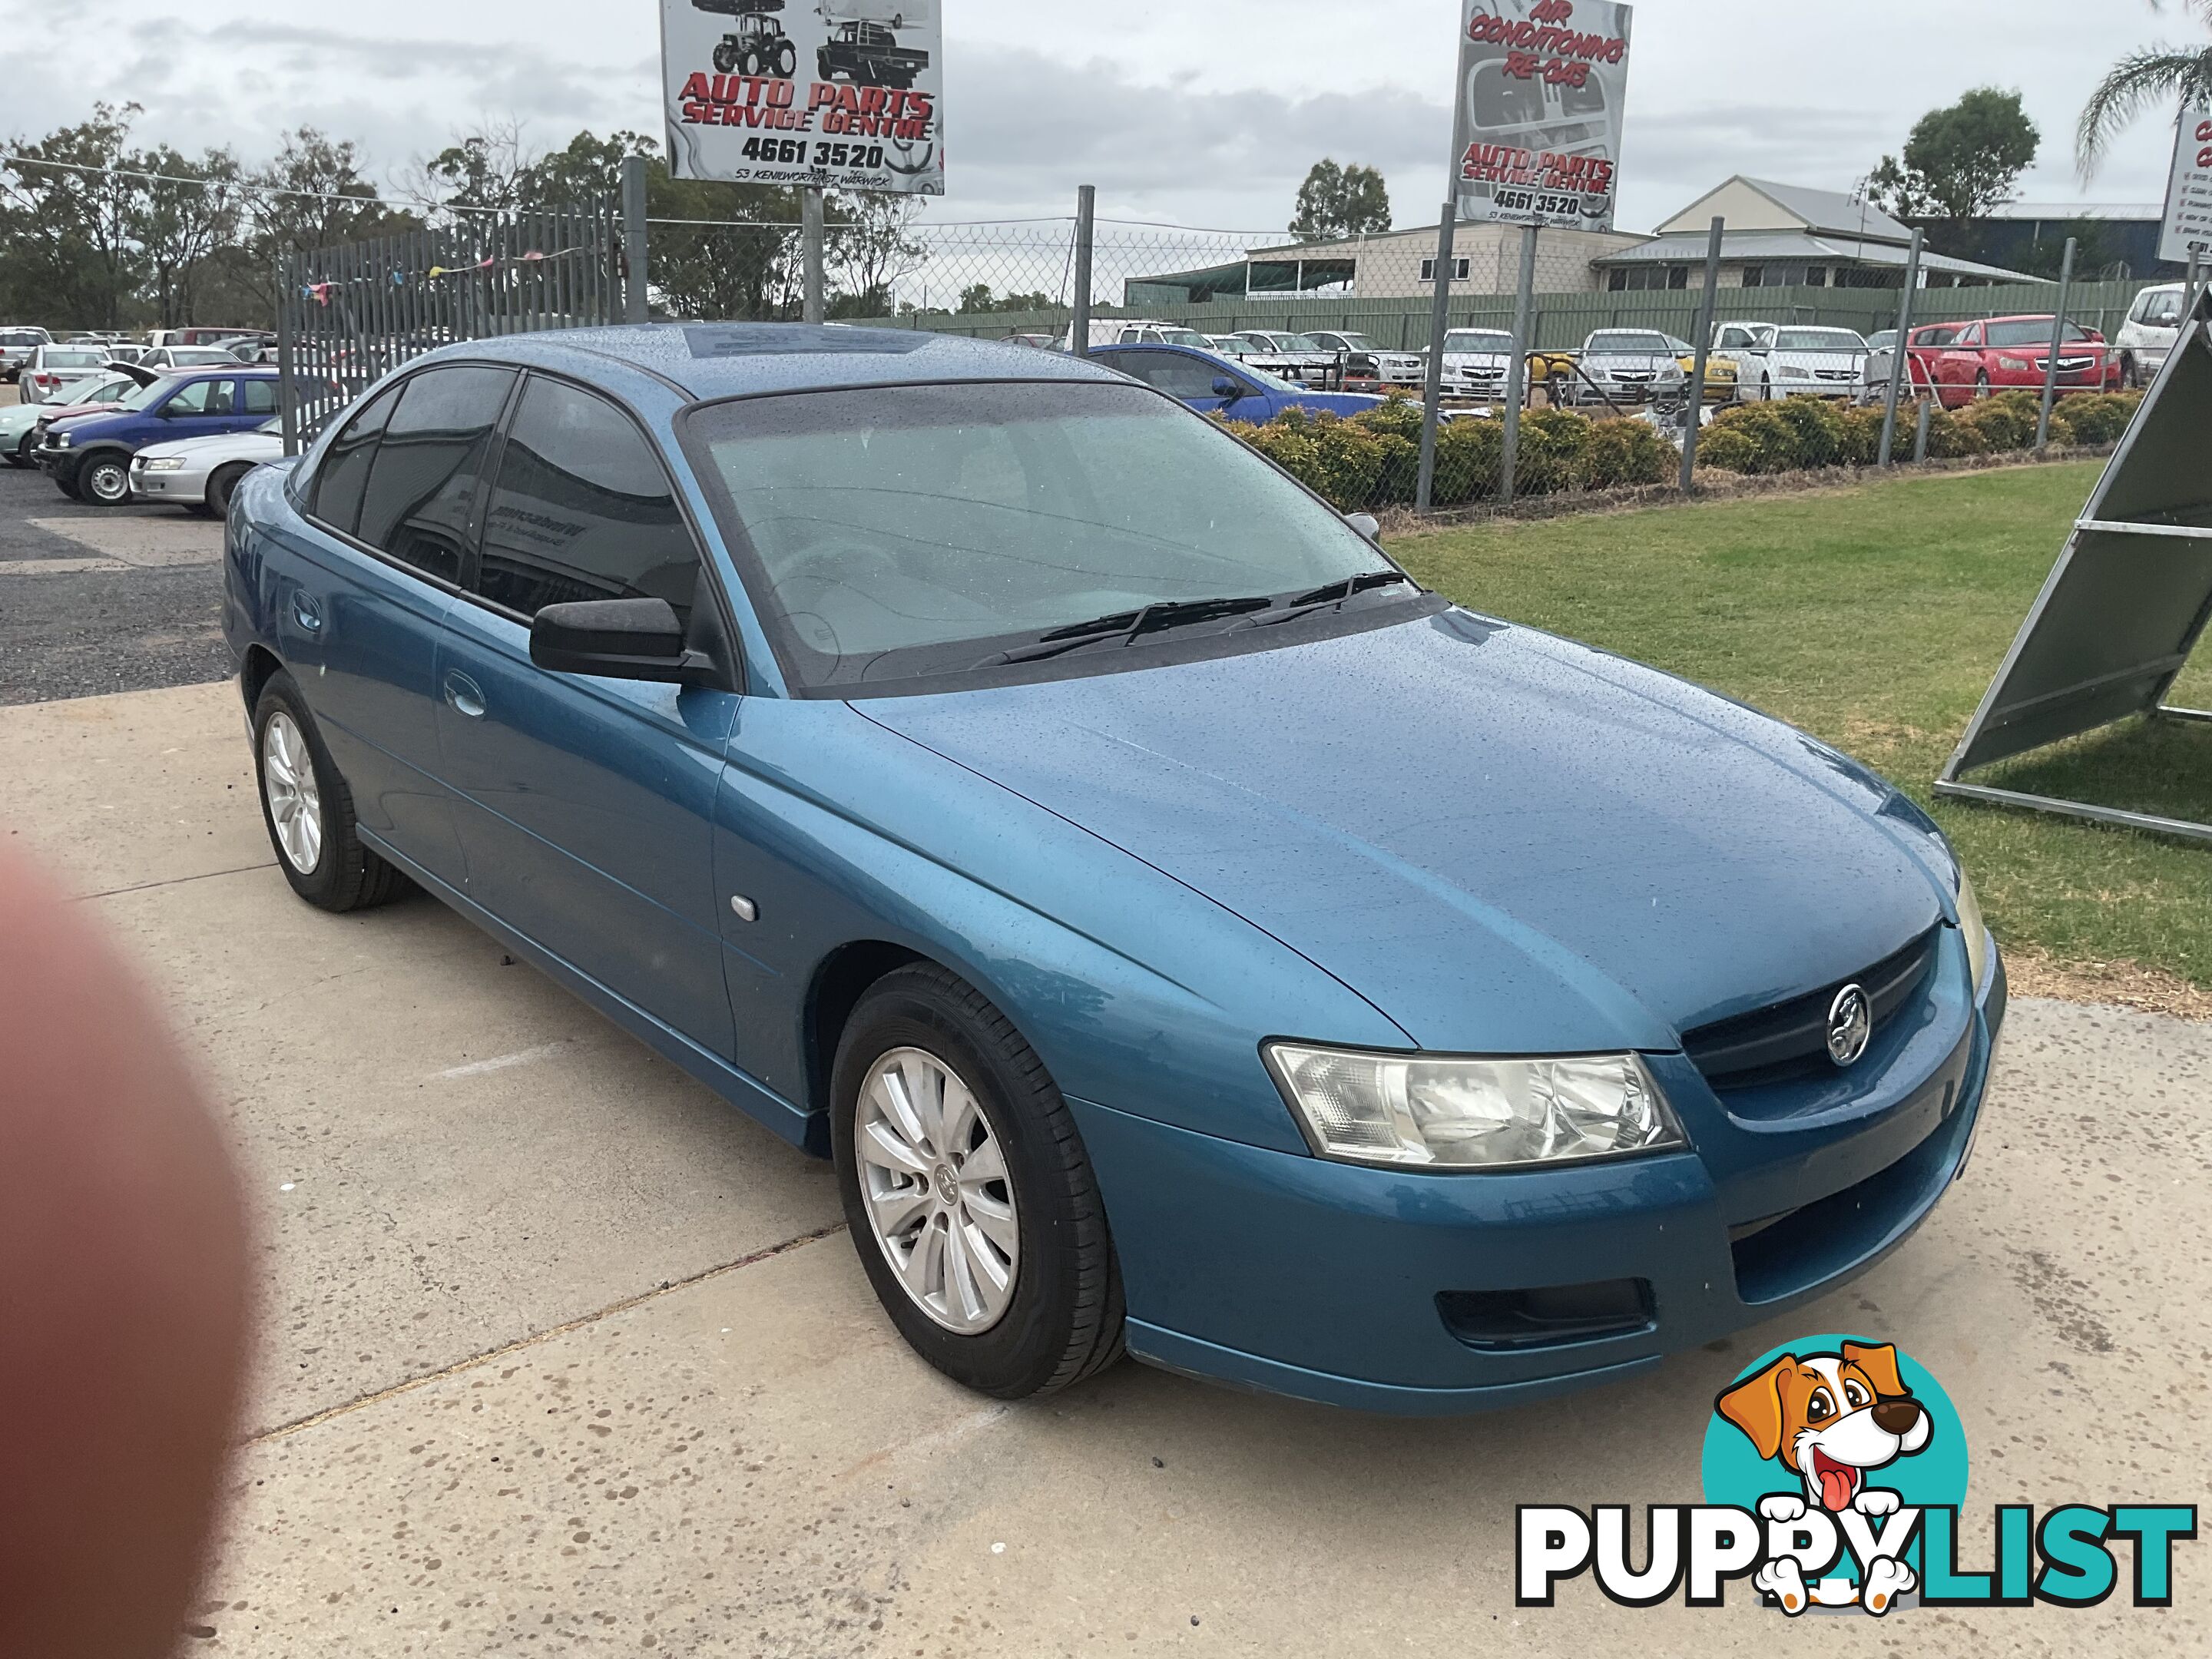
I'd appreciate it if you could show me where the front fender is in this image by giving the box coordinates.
[714,699,1412,1156]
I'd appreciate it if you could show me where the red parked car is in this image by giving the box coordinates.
[1916,315,2122,409]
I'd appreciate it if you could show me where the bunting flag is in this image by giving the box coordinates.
[299,246,596,303]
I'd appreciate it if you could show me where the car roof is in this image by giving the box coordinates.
[405,323,1126,402]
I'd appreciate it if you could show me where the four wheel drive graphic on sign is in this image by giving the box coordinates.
[693,0,932,88]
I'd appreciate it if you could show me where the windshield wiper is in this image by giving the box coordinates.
[1249,570,1414,628]
[995,595,1277,664]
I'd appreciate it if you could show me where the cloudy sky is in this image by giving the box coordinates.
[0,0,2191,233]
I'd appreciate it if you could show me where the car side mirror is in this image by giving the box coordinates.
[1345,512,1381,541]
[530,598,714,686]
[1212,376,1246,402]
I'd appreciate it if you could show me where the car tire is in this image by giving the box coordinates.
[5,432,31,468]
[78,452,132,506]
[252,671,412,914]
[831,963,1124,1400]
[206,462,250,518]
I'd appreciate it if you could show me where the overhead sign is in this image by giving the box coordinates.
[660,0,944,195]
[1455,0,1633,233]
[2159,107,2212,266]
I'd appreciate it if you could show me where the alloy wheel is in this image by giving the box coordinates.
[856,1045,1020,1334]
[261,710,325,875]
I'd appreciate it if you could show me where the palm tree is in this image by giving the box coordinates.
[2080,2,2212,173]
[2079,2,2203,172]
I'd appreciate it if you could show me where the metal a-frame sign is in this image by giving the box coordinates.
[1937,299,2212,842]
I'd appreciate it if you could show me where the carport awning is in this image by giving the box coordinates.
[1122,255,1358,306]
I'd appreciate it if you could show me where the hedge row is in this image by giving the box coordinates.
[1222,389,2144,513]
[1692,389,2144,477]
[1224,399,1677,511]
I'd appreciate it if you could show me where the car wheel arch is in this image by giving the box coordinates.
[240,644,285,719]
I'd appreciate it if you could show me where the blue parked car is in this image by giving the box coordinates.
[40,366,282,505]
[1088,343,1385,423]
[224,326,2004,1413]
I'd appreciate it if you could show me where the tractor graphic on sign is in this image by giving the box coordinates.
[694,0,800,78]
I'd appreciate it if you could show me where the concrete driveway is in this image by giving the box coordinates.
[2,681,2206,1656]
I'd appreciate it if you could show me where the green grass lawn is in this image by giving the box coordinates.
[1388,462,2212,990]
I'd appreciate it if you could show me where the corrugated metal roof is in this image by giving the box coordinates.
[1593,230,2044,283]
[1740,177,1914,242]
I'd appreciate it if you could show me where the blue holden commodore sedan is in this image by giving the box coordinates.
[223,325,2005,1414]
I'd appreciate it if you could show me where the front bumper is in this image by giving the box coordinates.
[1079,937,2005,1415]
[129,459,210,502]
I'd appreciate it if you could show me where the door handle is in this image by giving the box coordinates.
[292,592,324,633]
[443,671,486,720]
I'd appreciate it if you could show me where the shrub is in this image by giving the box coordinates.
[1583,416,1676,489]
[1516,406,1593,494]
[1431,415,1504,505]
[1922,403,1986,459]
[1837,404,1891,467]
[1697,403,1804,475]
[1953,392,2038,453]
[2058,391,2142,446]
[1353,394,1426,444]
[1772,396,1849,469]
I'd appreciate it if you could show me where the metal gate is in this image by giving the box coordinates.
[277,197,624,455]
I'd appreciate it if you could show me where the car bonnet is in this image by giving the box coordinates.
[859,611,1949,1054]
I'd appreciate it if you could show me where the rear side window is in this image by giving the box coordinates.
[310,382,402,538]
[475,378,699,622]
[241,379,280,416]
[357,366,516,585]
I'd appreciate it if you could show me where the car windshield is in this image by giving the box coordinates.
[1332,334,1383,352]
[1588,333,1672,355]
[1984,319,2094,347]
[683,381,1394,691]
[1775,329,1867,353]
[1444,331,1514,353]
[1154,327,1207,348]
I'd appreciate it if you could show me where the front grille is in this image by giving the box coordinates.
[1682,927,1939,1092]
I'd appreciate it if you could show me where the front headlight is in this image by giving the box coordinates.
[142,456,187,472]
[1956,871,1992,992]
[1263,1045,1684,1170]
[1781,364,1810,379]
[51,432,72,448]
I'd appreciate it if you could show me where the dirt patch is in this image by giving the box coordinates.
[2003,944,2212,1023]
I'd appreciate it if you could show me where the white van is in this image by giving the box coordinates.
[2114,284,2187,388]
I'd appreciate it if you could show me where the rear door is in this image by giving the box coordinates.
[433,373,741,1058]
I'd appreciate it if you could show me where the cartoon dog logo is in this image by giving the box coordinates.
[1715,1340,1933,1614]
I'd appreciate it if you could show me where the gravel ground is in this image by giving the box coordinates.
[0,419,233,706]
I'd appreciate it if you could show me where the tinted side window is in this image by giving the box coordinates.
[475,379,699,623]
[310,382,402,538]
[357,366,515,585]
[241,379,280,416]
[1128,353,1234,399]
[165,379,220,416]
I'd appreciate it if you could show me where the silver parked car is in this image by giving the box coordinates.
[18,343,119,402]
[128,416,286,516]
[1565,330,1689,406]
[0,326,55,382]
